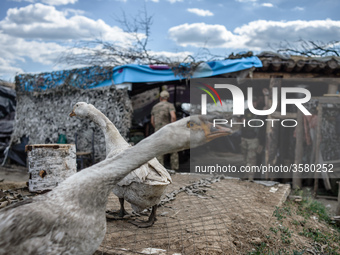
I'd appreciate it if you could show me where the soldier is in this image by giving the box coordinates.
[151,90,179,170]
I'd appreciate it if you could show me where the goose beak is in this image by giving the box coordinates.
[200,117,232,142]
[69,111,76,117]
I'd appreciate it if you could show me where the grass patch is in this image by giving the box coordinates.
[247,188,340,254]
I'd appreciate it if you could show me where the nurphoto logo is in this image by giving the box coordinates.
[200,84,311,116]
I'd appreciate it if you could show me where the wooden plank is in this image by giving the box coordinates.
[323,159,340,164]
[336,181,340,216]
[316,97,340,104]
[293,110,304,189]
[315,195,338,201]
[314,104,323,195]
[318,150,332,190]
[271,111,297,119]
[265,76,282,179]
[323,94,340,97]
[327,83,339,94]
[253,72,339,79]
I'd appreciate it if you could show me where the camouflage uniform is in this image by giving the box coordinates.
[151,101,179,170]
[240,109,260,180]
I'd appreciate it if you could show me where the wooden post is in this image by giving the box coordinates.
[293,110,304,189]
[336,181,340,216]
[314,103,323,196]
[265,76,282,179]
[327,83,338,94]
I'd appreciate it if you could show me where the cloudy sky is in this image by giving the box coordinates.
[1,0,340,80]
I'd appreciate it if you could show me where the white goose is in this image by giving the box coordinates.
[0,116,231,255]
[70,102,172,227]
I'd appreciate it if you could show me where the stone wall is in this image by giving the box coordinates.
[12,85,133,162]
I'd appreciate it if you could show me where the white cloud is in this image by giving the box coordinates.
[0,57,23,79]
[41,0,77,5]
[8,0,35,2]
[235,19,340,49]
[168,19,340,51]
[149,50,193,62]
[261,3,273,7]
[63,8,86,16]
[293,6,305,11]
[167,0,183,3]
[168,23,241,48]
[187,8,214,17]
[9,0,77,5]
[0,3,134,42]
[0,31,67,78]
[0,3,140,79]
[236,0,257,2]
[0,32,66,64]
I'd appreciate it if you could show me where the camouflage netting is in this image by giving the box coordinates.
[15,66,113,91]
[11,85,133,162]
[305,99,340,162]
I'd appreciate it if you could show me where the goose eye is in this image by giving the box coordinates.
[187,121,194,128]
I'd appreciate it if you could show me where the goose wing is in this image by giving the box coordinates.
[117,158,172,186]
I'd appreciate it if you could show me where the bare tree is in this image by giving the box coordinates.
[56,6,226,78]
[57,6,164,67]
[277,39,340,57]
[114,5,153,62]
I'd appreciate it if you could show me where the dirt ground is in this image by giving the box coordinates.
[97,174,340,255]
[97,175,281,254]
[1,165,339,255]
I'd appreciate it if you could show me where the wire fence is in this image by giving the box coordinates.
[96,174,290,255]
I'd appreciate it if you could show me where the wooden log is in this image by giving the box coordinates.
[293,110,303,189]
[336,181,340,216]
[271,57,282,72]
[324,59,338,74]
[303,60,318,73]
[261,58,270,71]
[315,195,338,201]
[313,61,327,73]
[293,60,305,72]
[265,76,282,179]
[313,104,323,196]
[327,83,339,94]
[283,59,296,72]
[26,144,77,192]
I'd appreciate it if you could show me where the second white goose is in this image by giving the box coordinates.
[70,102,172,227]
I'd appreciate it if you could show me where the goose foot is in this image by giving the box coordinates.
[106,209,129,219]
[106,198,129,220]
[129,205,157,228]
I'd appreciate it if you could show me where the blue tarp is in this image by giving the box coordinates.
[112,56,262,84]
[16,57,262,91]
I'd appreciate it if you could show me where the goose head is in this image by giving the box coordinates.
[69,102,92,118]
[149,115,232,153]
